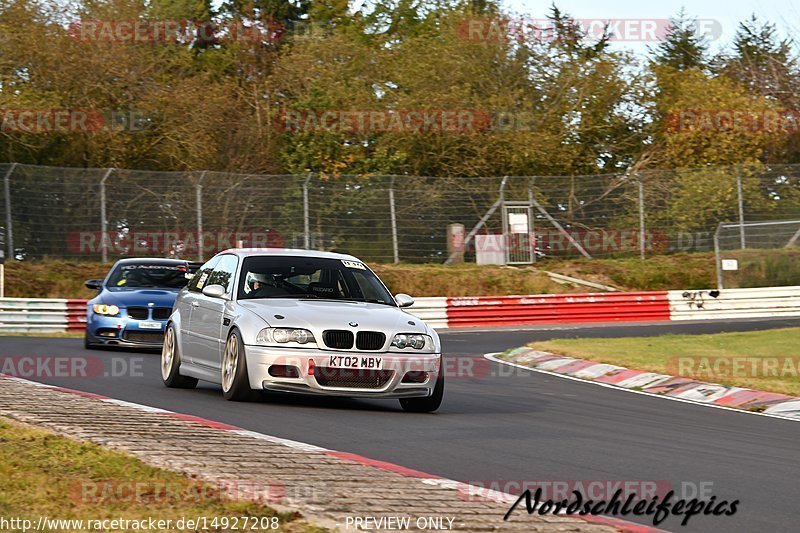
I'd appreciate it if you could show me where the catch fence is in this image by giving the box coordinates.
[2,163,799,280]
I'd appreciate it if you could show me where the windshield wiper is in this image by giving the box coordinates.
[292,296,391,305]
[340,298,394,305]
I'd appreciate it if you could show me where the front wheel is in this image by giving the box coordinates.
[84,331,98,350]
[221,329,256,401]
[399,372,444,413]
[161,324,198,389]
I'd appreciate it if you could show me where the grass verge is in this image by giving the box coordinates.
[4,254,717,299]
[0,418,325,532]
[531,328,800,397]
[545,253,716,291]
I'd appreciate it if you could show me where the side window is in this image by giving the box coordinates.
[188,256,221,293]
[207,255,239,293]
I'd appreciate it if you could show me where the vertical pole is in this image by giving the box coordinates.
[389,176,399,264]
[501,197,509,265]
[0,163,14,296]
[196,171,206,261]
[303,173,312,249]
[500,177,507,265]
[638,178,646,260]
[737,166,746,249]
[99,168,114,264]
[714,223,724,290]
[528,178,536,263]
[3,163,17,260]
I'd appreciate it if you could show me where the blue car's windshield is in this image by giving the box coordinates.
[107,263,188,289]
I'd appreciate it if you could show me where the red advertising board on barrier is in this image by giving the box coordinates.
[446,292,671,327]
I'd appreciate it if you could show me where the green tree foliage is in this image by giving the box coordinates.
[652,8,709,71]
[1,1,800,238]
[717,15,797,102]
[221,0,310,25]
[715,15,800,161]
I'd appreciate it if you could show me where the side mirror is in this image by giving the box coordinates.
[202,284,227,299]
[85,279,102,290]
[395,293,414,308]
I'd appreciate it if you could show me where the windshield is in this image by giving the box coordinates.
[238,256,395,305]
[107,262,188,289]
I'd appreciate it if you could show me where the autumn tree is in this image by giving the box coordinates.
[652,8,710,71]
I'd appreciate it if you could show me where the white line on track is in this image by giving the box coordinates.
[484,352,800,423]
[0,372,663,532]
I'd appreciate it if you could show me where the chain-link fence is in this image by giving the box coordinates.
[2,163,800,270]
[715,220,800,288]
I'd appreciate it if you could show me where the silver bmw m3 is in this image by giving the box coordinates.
[161,248,444,412]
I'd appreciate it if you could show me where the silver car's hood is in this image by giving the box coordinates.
[238,299,428,334]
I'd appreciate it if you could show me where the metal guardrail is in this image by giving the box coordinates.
[419,288,800,328]
[444,292,671,327]
[3,288,800,333]
[406,297,449,329]
[668,287,800,320]
[0,298,85,332]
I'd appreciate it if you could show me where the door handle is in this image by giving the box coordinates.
[191,301,199,307]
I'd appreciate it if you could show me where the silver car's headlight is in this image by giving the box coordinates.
[390,333,435,353]
[93,304,120,316]
[256,327,316,346]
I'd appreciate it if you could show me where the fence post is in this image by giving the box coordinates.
[737,165,746,249]
[196,171,206,261]
[389,176,399,264]
[528,178,536,263]
[714,222,724,290]
[303,173,312,249]
[638,177,646,260]
[99,168,114,264]
[3,163,17,260]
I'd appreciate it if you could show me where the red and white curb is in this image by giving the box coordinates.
[487,349,800,422]
[0,373,661,533]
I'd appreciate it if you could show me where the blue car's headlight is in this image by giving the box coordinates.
[93,304,120,316]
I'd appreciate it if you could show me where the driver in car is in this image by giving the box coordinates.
[117,268,142,286]
[246,272,285,298]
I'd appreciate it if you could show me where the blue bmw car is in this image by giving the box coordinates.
[84,258,197,349]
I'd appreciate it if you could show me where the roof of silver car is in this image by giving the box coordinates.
[115,257,188,264]
[219,248,361,261]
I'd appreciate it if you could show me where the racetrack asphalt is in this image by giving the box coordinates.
[3,317,800,532]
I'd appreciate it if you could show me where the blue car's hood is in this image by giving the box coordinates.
[99,288,181,308]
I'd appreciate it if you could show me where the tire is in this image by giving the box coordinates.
[161,324,198,389]
[221,329,256,401]
[84,330,98,350]
[399,371,444,413]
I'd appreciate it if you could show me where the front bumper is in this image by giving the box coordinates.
[244,345,441,398]
[86,314,166,347]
